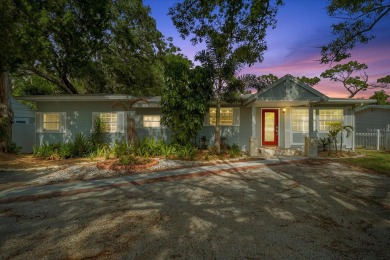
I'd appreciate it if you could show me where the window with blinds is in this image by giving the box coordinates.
[143,115,161,127]
[209,108,233,126]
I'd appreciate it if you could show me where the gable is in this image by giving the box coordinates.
[245,75,328,105]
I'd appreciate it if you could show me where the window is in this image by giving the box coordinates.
[291,109,309,132]
[99,113,118,133]
[36,112,65,133]
[318,109,343,131]
[43,113,60,131]
[143,115,160,127]
[209,108,233,126]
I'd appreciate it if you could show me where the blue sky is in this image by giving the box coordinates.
[144,0,390,98]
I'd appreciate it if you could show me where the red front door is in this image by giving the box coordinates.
[262,109,279,146]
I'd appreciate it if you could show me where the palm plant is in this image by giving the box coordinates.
[327,122,354,154]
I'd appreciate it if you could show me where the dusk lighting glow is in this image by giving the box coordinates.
[145,0,390,99]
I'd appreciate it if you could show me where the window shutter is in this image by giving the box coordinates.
[35,112,42,133]
[233,108,240,126]
[59,112,66,133]
[117,112,125,133]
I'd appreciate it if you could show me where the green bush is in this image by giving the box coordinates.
[33,143,60,159]
[91,117,106,149]
[118,155,152,165]
[112,140,129,158]
[175,144,197,160]
[228,143,241,158]
[59,142,74,159]
[73,133,92,157]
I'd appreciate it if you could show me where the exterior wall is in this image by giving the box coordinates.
[35,101,170,147]
[197,107,251,151]
[282,106,354,150]
[11,97,35,153]
[355,108,390,132]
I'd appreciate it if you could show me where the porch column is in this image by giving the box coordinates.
[307,103,318,157]
[249,104,259,156]
[251,105,256,138]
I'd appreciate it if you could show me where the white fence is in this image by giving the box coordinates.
[355,129,390,150]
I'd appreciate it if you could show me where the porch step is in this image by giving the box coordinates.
[259,147,303,157]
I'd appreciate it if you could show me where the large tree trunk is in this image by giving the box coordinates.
[0,71,13,152]
[61,73,78,94]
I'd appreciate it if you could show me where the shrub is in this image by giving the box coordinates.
[175,144,197,160]
[229,143,241,158]
[91,117,106,149]
[59,142,74,159]
[118,155,152,166]
[33,143,60,159]
[73,133,92,157]
[112,140,129,158]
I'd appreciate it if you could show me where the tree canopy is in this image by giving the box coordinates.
[161,54,213,146]
[370,90,390,104]
[321,0,390,63]
[1,0,170,95]
[320,60,389,98]
[169,0,283,153]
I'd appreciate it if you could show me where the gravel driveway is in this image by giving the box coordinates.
[0,159,389,259]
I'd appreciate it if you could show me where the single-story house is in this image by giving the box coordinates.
[355,105,390,132]
[18,74,376,156]
[10,96,35,153]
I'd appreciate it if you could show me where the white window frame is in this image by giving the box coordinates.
[99,112,118,133]
[92,112,125,133]
[317,108,344,132]
[209,107,234,126]
[36,112,66,133]
[291,108,309,133]
[143,115,161,128]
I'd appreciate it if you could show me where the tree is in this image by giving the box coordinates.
[321,0,390,63]
[241,74,320,92]
[321,61,372,98]
[161,55,213,146]
[240,73,279,91]
[370,90,390,104]
[2,0,169,95]
[296,76,321,87]
[169,0,283,153]
[112,98,149,150]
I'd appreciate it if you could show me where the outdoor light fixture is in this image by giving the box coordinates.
[282,107,286,113]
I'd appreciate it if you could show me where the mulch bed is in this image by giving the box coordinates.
[96,158,159,171]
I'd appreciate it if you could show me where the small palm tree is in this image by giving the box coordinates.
[327,122,353,154]
[112,98,148,150]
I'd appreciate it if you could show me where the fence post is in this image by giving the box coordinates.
[377,129,380,150]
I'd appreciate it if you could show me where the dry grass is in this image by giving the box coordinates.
[0,153,104,169]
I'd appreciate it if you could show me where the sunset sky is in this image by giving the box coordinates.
[144,0,390,99]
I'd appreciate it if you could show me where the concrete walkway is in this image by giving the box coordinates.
[0,157,306,203]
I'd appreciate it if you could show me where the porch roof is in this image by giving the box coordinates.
[243,74,329,106]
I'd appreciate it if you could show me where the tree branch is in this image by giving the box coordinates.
[25,67,73,94]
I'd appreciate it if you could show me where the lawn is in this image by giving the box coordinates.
[340,149,390,176]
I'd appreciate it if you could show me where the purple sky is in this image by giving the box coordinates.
[144,0,390,99]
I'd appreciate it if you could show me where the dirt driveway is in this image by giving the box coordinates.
[0,159,389,259]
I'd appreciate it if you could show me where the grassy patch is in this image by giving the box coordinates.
[340,150,390,176]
